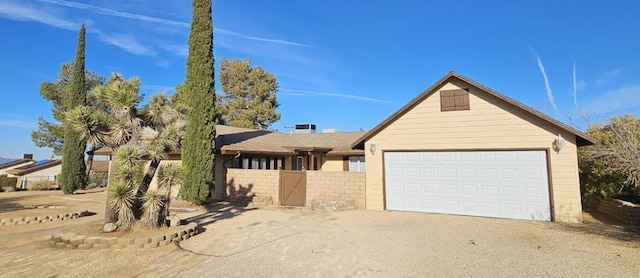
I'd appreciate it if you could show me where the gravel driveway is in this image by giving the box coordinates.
[1,200,639,277]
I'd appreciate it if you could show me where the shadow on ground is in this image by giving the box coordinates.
[183,200,257,231]
[550,211,640,243]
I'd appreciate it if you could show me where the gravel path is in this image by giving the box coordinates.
[1,191,639,277]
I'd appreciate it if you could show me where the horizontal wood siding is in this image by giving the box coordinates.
[366,80,583,223]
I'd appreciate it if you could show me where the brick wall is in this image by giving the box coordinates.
[226,169,280,206]
[306,171,366,210]
[596,198,640,225]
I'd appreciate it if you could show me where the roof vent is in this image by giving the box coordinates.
[294,124,316,134]
[23,154,33,160]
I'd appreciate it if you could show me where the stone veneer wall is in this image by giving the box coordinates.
[306,172,366,211]
[49,222,198,249]
[0,210,89,226]
[596,198,640,225]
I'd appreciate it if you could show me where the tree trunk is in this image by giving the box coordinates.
[133,158,161,219]
[84,147,96,188]
[104,158,117,223]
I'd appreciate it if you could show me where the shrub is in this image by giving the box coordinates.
[0,175,18,191]
[27,180,57,191]
[87,172,108,189]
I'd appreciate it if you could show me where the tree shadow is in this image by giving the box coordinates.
[0,196,32,213]
[225,178,255,207]
[549,212,640,244]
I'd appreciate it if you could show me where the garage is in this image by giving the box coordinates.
[384,151,551,221]
[351,72,596,223]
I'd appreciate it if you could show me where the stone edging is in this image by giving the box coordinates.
[49,222,198,250]
[0,210,90,226]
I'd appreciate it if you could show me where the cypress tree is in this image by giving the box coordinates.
[180,0,216,204]
[59,24,87,194]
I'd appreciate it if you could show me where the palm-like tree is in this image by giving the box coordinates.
[67,73,185,229]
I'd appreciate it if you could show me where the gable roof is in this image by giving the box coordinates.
[6,159,61,176]
[352,71,597,148]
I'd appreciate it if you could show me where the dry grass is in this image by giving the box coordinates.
[27,180,58,191]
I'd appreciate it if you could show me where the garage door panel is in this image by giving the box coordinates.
[385,151,551,221]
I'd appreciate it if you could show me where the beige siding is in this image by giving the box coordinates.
[321,156,344,172]
[148,160,182,198]
[148,154,225,200]
[365,80,583,223]
[19,164,62,178]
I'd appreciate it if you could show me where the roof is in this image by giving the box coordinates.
[0,158,34,170]
[6,159,62,176]
[92,125,365,157]
[290,132,366,156]
[352,71,597,148]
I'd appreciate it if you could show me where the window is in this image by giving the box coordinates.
[349,156,365,172]
[260,158,268,170]
[440,89,470,111]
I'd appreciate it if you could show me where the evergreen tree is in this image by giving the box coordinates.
[180,0,216,204]
[59,24,88,194]
[219,58,280,129]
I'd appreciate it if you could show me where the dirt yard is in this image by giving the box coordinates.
[1,190,639,277]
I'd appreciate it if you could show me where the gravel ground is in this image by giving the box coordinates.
[1,191,639,277]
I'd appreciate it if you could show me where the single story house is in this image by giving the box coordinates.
[95,125,366,200]
[6,159,62,189]
[97,71,594,223]
[351,71,595,223]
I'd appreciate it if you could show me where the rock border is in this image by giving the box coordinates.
[596,198,640,225]
[49,222,199,249]
[0,210,90,226]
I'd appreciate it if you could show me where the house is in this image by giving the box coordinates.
[6,159,62,189]
[351,71,595,223]
[0,155,35,175]
[95,125,366,200]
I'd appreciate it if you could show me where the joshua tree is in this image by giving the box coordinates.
[67,73,185,229]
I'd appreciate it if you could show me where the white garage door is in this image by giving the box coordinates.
[385,151,551,221]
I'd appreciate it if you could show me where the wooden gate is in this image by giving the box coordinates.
[280,170,306,206]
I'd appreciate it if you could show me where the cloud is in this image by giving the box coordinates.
[596,69,622,87]
[156,60,170,68]
[533,52,559,114]
[582,85,640,115]
[0,1,78,30]
[280,88,391,103]
[39,0,309,47]
[158,43,188,56]
[140,84,175,92]
[94,31,156,56]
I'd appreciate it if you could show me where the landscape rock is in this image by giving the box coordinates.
[169,215,181,227]
[103,222,118,233]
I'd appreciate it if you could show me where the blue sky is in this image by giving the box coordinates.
[0,0,638,160]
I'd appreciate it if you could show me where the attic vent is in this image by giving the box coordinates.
[440,89,470,111]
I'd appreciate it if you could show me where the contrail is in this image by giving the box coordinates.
[534,52,558,114]
[573,62,579,109]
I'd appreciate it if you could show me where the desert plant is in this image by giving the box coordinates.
[27,180,57,191]
[157,164,183,219]
[0,175,18,190]
[108,180,136,229]
[141,189,165,229]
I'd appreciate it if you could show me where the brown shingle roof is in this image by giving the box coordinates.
[352,71,597,148]
[290,132,366,156]
[0,159,34,170]
[91,125,364,157]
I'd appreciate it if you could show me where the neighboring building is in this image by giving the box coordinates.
[351,71,595,223]
[0,155,35,175]
[6,159,62,189]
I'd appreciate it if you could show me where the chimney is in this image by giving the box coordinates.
[23,154,33,160]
